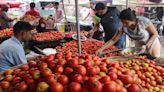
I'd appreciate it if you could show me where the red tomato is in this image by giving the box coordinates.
[75,65,86,75]
[4,75,13,82]
[53,65,64,74]
[39,62,48,69]
[87,67,97,76]
[99,76,111,84]
[47,74,58,84]
[51,82,63,92]
[0,81,10,89]
[72,74,83,83]
[127,84,140,92]
[103,81,117,92]
[41,68,52,77]
[88,81,102,92]
[69,82,82,92]
[119,75,133,85]
[63,67,73,75]
[28,60,37,68]
[58,75,69,85]
[20,65,29,71]
[47,55,55,62]
[108,72,118,81]
[67,59,78,68]
[17,82,28,92]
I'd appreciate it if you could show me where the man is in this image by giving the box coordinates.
[53,2,63,23]
[25,2,40,17]
[89,2,126,49]
[0,4,15,29]
[0,21,33,72]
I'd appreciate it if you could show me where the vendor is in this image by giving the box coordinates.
[0,4,15,29]
[89,2,126,49]
[25,2,40,17]
[0,21,33,72]
[53,2,63,23]
[96,8,161,58]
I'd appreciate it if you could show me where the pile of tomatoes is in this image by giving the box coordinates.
[56,40,118,55]
[33,31,64,42]
[0,28,13,38]
[0,52,150,92]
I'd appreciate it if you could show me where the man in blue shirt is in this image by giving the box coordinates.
[89,2,126,49]
[0,21,33,72]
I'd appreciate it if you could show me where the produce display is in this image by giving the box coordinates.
[23,15,38,21]
[65,31,88,38]
[118,57,164,92]
[0,28,13,38]
[33,31,64,42]
[1,53,161,92]
[56,40,119,55]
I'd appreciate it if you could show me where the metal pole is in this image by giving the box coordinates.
[75,0,81,55]
[126,0,128,8]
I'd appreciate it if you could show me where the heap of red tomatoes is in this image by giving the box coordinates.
[0,52,153,92]
[33,31,64,42]
[0,28,13,38]
[56,40,119,56]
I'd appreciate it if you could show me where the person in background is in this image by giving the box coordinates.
[37,17,46,32]
[89,2,126,49]
[0,4,15,29]
[0,21,34,72]
[96,8,161,58]
[83,1,95,21]
[25,2,40,17]
[53,2,63,23]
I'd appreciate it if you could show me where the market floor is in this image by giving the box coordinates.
[160,36,164,57]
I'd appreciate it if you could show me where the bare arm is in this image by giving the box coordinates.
[100,31,123,50]
[2,12,13,22]
[96,30,123,56]
[88,24,99,38]
[146,22,158,47]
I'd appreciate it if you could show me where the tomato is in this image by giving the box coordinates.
[108,72,118,81]
[28,60,37,68]
[103,81,117,92]
[63,67,73,75]
[37,82,49,92]
[67,59,79,68]
[4,69,13,75]
[13,68,21,75]
[69,82,82,92]
[12,77,22,84]
[119,74,133,85]
[39,62,48,69]
[99,76,111,84]
[127,84,140,92]
[30,70,40,79]
[87,67,97,76]
[116,84,122,92]
[58,75,69,85]
[0,81,10,89]
[20,65,29,71]
[25,78,34,85]
[108,68,118,73]
[47,74,58,84]
[4,75,13,82]
[72,74,83,83]
[86,77,98,85]
[29,82,37,91]
[47,55,55,62]
[51,82,63,92]
[17,82,28,92]
[88,81,102,92]
[83,61,92,68]
[55,53,63,59]
[115,80,124,86]
[41,68,52,77]
[53,65,64,74]
[99,65,107,72]
[57,59,66,66]
[75,65,86,75]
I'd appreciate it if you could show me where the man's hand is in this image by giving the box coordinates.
[95,48,103,56]
[88,31,94,39]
